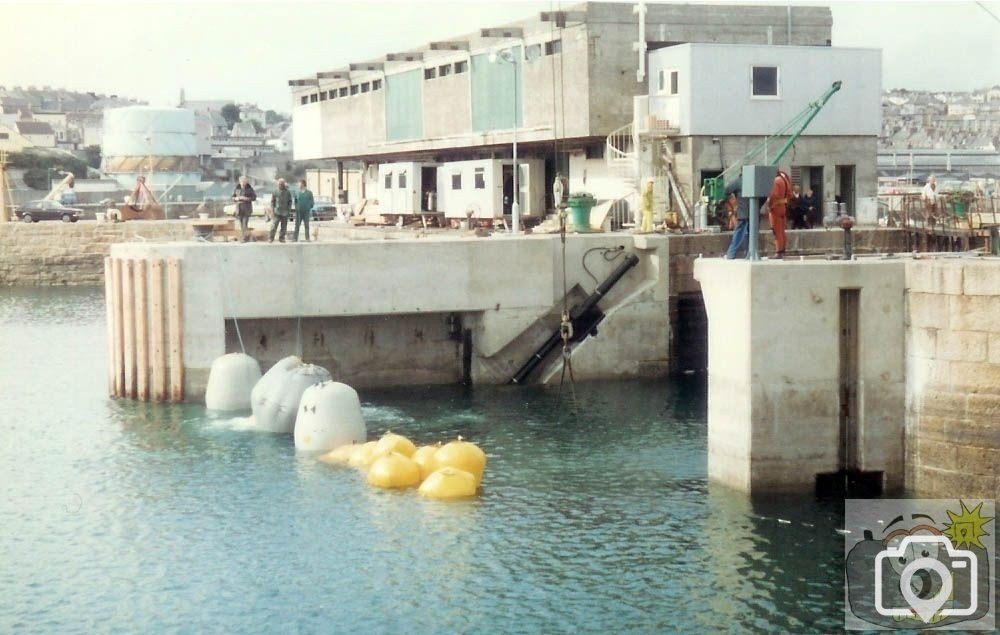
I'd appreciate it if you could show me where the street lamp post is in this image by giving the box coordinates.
[492,47,520,234]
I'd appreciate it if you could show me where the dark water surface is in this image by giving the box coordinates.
[1,287,850,633]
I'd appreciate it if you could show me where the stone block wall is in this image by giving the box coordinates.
[0,221,193,286]
[905,259,1000,498]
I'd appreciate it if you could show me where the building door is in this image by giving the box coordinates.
[501,164,513,215]
[837,165,855,216]
[421,166,437,211]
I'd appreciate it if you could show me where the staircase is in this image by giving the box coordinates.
[605,121,690,228]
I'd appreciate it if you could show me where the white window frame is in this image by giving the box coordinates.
[750,65,780,100]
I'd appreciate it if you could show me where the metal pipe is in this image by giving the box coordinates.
[511,253,640,384]
[749,198,761,260]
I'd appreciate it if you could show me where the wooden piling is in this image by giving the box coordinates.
[111,257,125,397]
[150,259,167,402]
[135,260,149,401]
[122,259,137,399]
[104,257,115,396]
[167,259,184,402]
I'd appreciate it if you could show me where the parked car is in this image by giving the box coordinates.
[223,198,272,218]
[311,196,337,221]
[16,199,82,223]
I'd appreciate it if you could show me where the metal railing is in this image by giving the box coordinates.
[877,193,1000,230]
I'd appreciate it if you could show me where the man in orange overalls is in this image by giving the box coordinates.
[765,169,793,259]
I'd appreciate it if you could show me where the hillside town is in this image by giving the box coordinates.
[881,85,1000,151]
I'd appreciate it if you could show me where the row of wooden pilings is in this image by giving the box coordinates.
[104,256,185,402]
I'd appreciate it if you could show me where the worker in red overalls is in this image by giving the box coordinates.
[765,169,793,259]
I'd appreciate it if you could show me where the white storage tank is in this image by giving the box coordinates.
[102,106,200,191]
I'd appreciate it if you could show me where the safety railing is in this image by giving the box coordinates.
[877,193,1000,230]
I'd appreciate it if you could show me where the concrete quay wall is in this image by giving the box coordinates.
[905,259,1000,499]
[107,234,673,400]
[0,221,191,286]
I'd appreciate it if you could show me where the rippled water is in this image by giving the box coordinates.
[1,287,850,633]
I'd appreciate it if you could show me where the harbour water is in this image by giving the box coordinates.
[1,287,849,633]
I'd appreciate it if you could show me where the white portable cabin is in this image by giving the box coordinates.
[377,162,441,214]
[437,158,544,220]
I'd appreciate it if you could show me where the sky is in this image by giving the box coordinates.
[0,0,997,113]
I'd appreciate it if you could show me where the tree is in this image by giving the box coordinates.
[265,110,288,125]
[221,103,241,129]
[249,120,264,134]
[84,145,102,170]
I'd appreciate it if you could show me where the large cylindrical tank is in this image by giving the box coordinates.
[102,106,200,191]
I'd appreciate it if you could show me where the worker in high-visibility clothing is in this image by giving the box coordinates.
[765,169,793,259]
[640,179,655,233]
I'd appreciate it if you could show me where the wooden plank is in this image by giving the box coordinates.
[122,260,136,399]
[135,260,149,401]
[167,259,184,402]
[150,259,167,402]
[103,257,115,396]
[111,258,125,397]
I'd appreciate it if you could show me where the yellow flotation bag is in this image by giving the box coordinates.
[348,441,383,470]
[375,431,417,458]
[433,437,487,485]
[319,443,358,466]
[418,467,478,499]
[367,452,422,489]
[411,443,441,480]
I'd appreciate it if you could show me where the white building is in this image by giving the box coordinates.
[636,43,882,215]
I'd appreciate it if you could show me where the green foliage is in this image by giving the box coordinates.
[9,151,88,190]
[249,120,264,134]
[84,145,102,170]
[264,110,288,125]
[220,103,241,128]
[23,168,50,190]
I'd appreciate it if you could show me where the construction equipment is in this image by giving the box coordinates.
[44,172,77,204]
[701,81,842,206]
[116,175,164,221]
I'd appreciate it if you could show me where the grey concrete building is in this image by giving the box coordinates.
[289,2,833,216]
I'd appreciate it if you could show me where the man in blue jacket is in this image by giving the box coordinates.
[293,179,315,242]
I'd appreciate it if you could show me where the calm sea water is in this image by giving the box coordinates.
[1,287,851,634]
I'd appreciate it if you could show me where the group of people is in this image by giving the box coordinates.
[724,169,819,260]
[231,176,315,243]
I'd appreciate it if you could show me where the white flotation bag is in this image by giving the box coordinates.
[293,381,366,452]
[250,356,331,433]
[205,353,262,412]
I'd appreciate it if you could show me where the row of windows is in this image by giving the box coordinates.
[655,65,779,98]
[525,39,562,60]
[381,168,489,190]
[424,60,468,80]
[301,79,385,104]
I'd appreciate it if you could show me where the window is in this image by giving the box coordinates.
[545,39,562,55]
[670,70,678,95]
[526,44,542,60]
[751,66,779,97]
[329,91,337,100]
[657,70,665,92]
[673,141,682,153]
[361,82,370,93]
[455,60,468,74]
[339,87,349,97]
[384,173,393,189]
[300,96,308,105]
[0,132,8,139]
[438,64,451,77]
[424,67,436,80]
[474,168,486,189]
[451,172,462,190]
[372,79,382,90]
[398,172,407,189]
[319,91,327,101]
[350,85,359,95]
[309,93,318,103]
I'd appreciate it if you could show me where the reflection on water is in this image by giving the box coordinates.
[1,287,849,633]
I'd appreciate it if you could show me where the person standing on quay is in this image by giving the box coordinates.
[724,178,750,259]
[232,175,256,242]
[765,169,792,259]
[270,178,293,243]
[293,179,314,242]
